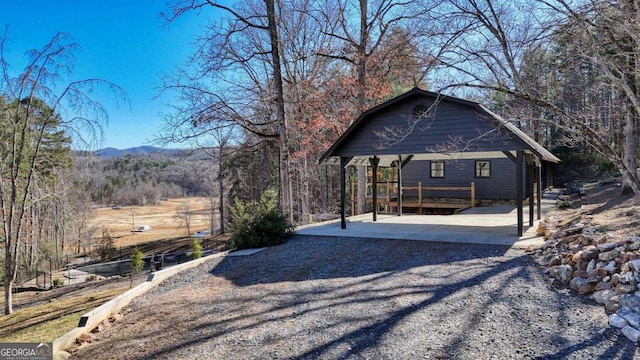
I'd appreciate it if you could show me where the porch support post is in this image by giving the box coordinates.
[528,155,534,227]
[340,157,348,229]
[516,151,524,236]
[397,155,403,216]
[537,159,542,220]
[370,156,380,222]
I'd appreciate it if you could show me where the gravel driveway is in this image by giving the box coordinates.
[72,236,638,359]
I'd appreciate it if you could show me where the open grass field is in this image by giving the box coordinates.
[91,197,216,247]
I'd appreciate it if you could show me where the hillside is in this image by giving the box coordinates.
[74,147,221,206]
[94,146,183,157]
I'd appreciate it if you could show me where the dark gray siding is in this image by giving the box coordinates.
[400,159,525,200]
[334,96,523,157]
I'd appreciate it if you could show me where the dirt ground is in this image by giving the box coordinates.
[91,197,216,247]
[548,181,640,238]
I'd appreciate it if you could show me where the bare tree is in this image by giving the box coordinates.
[425,0,640,195]
[278,0,339,219]
[156,86,238,234]
[174,201,194,236]
[0,32,126,314]
[313,0,435,214]
[163,0,294,221]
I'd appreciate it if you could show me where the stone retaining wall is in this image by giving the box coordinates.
[531,213,640,343]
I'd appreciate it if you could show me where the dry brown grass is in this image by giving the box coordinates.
[550,182,640,237]
[0,286,129,342]
[91,197,215,247]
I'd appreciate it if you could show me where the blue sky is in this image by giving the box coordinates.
[0,0,212,149]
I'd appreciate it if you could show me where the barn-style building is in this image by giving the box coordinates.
[320,88,560,236]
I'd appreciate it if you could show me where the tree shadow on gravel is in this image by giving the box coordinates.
[531,332,636,360]
[210,235,512,285]
[78,235,634,359]
[436,255,631,359]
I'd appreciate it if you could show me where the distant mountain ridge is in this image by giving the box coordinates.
[95,146,183,157]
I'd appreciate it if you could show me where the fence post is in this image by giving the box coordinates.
[471,182,476,207]
[418,182,423,214]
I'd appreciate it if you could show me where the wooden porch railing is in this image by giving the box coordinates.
[401,182,476,210]
[361,181,476,214]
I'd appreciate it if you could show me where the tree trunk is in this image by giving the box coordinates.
[218,165,225,234]
[355,0,369,215]
[299,159,310,220]
[266,0,293,222]
[356,166,367,214]
[214,193,216,235]
[4,245,10,314]
[4,278,13,315]
[623,0,639,196]
[4,232,19,314]
[357,0,368,113]
[622,110,638,195]
[54,203,59,266]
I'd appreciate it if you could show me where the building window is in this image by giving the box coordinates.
[475,160,491,178]
[430,161,444,178]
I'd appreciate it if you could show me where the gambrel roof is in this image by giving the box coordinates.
[320,87,560,166]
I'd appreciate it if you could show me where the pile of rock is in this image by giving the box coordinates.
[531,215,640,342]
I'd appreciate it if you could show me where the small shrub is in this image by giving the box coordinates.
[189,238,203,260]
[130,248,144,274]
[229,189,294,249]
[52,278,64,287]
[130,248,144,288]
[556,199,572,209]
[86,274,97,282]
[96,228,116,261]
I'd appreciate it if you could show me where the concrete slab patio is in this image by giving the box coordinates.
[297,196,558,248]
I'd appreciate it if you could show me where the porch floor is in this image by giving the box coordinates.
[296,194,558,249]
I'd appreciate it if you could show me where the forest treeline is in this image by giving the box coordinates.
[74,150,219,206]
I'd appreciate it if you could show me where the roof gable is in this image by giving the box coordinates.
[319,87,559,164]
